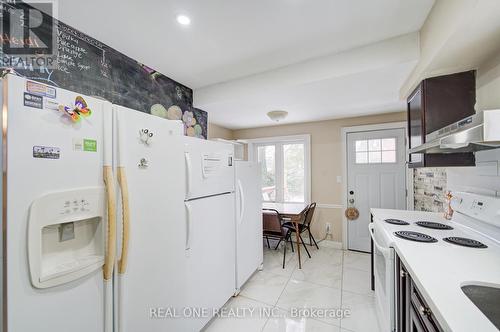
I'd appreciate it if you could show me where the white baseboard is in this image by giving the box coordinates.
[318,239,343,249]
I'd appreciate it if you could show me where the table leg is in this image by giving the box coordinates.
[294,220,301,269]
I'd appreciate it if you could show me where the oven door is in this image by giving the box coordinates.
[369,223,395,332]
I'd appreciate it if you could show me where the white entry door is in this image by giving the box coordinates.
[347,128,406,252]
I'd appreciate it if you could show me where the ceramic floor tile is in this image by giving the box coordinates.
[342,251,370,272]
[240,270,290,306]
[203,296,270,332]
[291,262,342,289]
[263,308,341,332]
[340,291,380,332]
[263,246,299,277]
[302,247,343,267]
[342,268,374,297]
[276,279,342,327]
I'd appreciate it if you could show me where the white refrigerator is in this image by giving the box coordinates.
[234,161,263,292]
[1,74,113,332]
[183,137,236,331]
[113,105,189,332]
[1,74,237,332]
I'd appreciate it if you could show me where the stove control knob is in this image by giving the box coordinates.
[419,306,431,316]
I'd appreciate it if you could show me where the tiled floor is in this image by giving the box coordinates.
[204,243,380,332]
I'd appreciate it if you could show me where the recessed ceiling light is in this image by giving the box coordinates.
[176,15,191,26]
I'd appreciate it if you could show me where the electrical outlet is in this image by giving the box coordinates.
[326,223,332,235]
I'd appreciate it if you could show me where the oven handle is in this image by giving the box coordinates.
[368,223,391,257]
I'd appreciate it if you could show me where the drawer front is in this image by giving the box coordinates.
[410,282,442,332]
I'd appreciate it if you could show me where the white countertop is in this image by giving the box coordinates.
[371,208,500,332]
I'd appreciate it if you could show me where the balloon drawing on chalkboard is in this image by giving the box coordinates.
[150,104,168,118]
[167,105,182,120]
[182,111,204,138]
[58,96,92,123]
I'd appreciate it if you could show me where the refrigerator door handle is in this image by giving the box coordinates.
[117,167,130,274]
[184,152,192,198]
[185,202,192,250]
[238,179,245,224]
[103,166,116,281]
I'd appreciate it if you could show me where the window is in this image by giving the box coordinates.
[252,135,310,203]
[355,138,396,164]
[257,145,276,201]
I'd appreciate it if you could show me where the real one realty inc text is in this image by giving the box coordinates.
[150,307,351,320]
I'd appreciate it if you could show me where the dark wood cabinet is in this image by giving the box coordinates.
[407,71,477,168]
[396,254,443,332]
[396,255,411,332]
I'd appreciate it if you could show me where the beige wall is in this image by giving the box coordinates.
[232,111,407,244]
[208,123,234,140]
[477,52,500,110]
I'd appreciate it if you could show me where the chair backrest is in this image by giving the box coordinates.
[303,202,317,227]
[262,209,282,233]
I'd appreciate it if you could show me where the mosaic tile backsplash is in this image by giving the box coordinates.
[414,168,448,212]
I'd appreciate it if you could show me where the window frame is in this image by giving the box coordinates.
[248,134,311,204]
[354,137,398,164]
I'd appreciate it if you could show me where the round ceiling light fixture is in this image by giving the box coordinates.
[176,14,191,26]
[267,110,288,122]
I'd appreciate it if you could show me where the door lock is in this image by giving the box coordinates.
[138,158,149,168]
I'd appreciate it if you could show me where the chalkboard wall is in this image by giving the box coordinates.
[1,3,207,139]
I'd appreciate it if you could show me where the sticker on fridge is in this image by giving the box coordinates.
[26,80,57,98]
[83,139,97,152]
[24,92,43,109]
[33,146,60,159]
[202,153,222,178]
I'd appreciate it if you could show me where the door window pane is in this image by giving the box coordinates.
[283,144,305,203]
[382,150,396,163]
[382,138,396,150]
[368,139,381,151]
[257,145,276,201]
[369,151,382,163]
[356,137,397,164]
[355,140,368,152]
[356,152,368,164]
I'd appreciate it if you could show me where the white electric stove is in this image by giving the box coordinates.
[370,191,500,332]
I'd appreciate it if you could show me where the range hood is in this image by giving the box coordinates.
[409,109,500,154]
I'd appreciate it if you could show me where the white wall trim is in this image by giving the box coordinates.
[319,240,343,249]
[316,203,343,209]
[341,121,408,250]
[247,134,311,204]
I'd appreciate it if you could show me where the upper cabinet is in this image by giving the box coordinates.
[407,71,477,168]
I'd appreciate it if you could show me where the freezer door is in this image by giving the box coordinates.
[235,161,263,290]
[4,75,111,332]
[185,193,236,331]
[114,105,189,332]
[184,137,235,199]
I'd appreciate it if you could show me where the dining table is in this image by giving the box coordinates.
[262,202,308,269]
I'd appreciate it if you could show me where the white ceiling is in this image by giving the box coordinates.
[195,33,420,129]
[55,0,435,129]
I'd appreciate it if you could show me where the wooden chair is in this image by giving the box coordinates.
[263,209,290,268]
